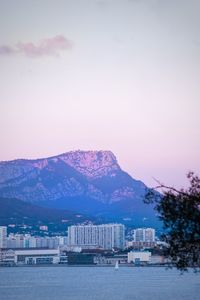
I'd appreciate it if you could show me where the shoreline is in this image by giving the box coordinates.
[0,263,170,268]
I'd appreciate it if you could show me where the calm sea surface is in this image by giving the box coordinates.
[0,266,199,300]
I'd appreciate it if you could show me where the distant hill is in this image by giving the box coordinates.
[0,197,96,226]
[0,150,160,227]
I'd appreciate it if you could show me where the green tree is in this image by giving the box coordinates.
[145,172,200,271]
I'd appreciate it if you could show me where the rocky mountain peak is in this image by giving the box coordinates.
[57,150,120,179]
[0,150,120,183]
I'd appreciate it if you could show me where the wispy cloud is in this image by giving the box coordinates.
[0,45,16,55]
[0,35,73,58]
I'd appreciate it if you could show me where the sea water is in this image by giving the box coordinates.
[0,266,199,300]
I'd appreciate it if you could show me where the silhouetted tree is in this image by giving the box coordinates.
[145,172,200,271]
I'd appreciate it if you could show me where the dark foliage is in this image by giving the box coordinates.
[145,172,200,271]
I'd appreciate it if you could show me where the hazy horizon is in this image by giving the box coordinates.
[0,0,199,189]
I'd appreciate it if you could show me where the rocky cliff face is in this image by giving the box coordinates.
[0,151,119,180]
[58,150,120,179]
[0,151,157,226]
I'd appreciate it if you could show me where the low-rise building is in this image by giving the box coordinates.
[150,255,165,265]
[0,248,60,265]
[68,253,95,265]
[101,254,128,265]
[128,251,151,264]
[0,249,15,265]
[14,248,60,264]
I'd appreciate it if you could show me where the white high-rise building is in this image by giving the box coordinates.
[68,224,125,250]
[133,228,155,242]
[0,226,7,248]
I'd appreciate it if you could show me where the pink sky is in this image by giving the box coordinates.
[0,0,199,188]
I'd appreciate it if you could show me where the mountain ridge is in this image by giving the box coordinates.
[0,150,158,227]
[0,150,121,182]
[0,196,97,226]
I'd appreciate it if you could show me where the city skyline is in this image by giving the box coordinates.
[0,0,199,189]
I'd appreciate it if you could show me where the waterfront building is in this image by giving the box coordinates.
[0,226,7,248]
[68,224,125,250]
[133,228,155,243]
[128,251,151,264]
[150,255,165,265]
[0,248,60,265]
[0,249,15,265]
[68,253,95,265]
[99,254,128,265]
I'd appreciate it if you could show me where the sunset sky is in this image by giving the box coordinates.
[0,0,199,188]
